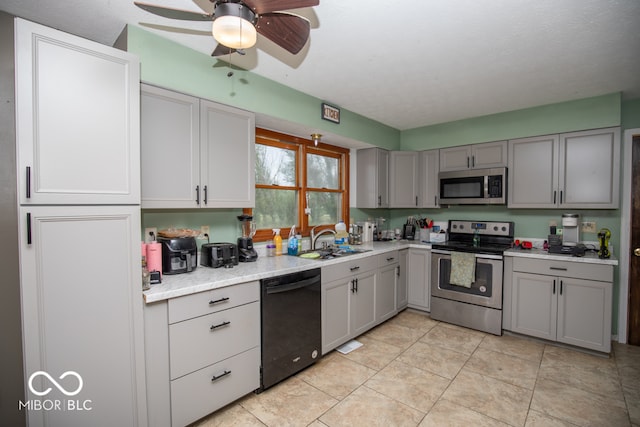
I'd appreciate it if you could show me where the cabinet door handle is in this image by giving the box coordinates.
[415,196,418,206]
[553,279,556,294]
[210,320,231,330]
[26,166,31,199]
[378,195,381,206]
[560,190,563,204]
[350,279,355,293]
[196,185,200,205]
[203,185,208,205]
[560,280,563,295]
[553,190,557,204]
[209,297,230,305]
[211,370,231,382]
[434,195,437,206]
[472,155,475,168]
[467,156,470,168]
[396,265,400,276]
[549,266,567,271]
[26,212,32,245]
[355,277,358,293]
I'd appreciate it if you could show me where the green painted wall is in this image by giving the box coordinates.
[622,98,640,129]
[124,25,400,150]
[400,93,621,150]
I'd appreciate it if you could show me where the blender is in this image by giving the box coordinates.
[237,214,258,262]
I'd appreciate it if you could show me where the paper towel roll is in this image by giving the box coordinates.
[146,242,162,276]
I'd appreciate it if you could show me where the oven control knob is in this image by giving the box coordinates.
[502,226,507,231]
[459,224,464,230]
[493,226,498,231]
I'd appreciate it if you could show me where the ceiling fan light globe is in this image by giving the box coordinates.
[212,2,257,50]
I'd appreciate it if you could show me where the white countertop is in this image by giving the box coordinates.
[143,240,431,303]
[505,247,618,266]
[143,240,618,303]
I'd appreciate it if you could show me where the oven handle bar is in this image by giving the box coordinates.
[431,249,503,260]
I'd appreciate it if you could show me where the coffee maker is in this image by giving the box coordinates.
[237,214,258,262]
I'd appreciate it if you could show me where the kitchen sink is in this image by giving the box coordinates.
[298,246,372,260]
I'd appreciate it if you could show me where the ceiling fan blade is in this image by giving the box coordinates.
[134,1,213,21]
[243,0,319,15]
[256,13,310,54]
[211,44,237,57]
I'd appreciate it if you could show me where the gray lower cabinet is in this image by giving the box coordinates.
[377,251,399,323]
[396,249,409,310]
[508,257,613,353]
[144,281,260,427]
[407,248,431,311]
[321,256,378,354]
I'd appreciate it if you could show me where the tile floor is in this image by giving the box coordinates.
[194,310,640,427]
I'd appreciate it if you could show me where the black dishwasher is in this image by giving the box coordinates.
[259,268,321,391]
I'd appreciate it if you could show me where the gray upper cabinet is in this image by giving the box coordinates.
[439,140,508,172]
[389,151,419,208]
[140,85,255,209]
[419,149,440,208]
[356,147,389,208]
[508,127,620,209]
[15,18,140,205]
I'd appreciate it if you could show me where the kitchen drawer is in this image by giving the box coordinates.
[378,250,399,267]
[169,301,260,379]
[321,255,378,283]
[171,346,260,427]
[512,257,613,282]
[168,280,259,324]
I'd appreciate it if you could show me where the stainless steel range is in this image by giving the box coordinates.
[430,220,514,335]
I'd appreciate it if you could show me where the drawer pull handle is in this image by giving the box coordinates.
[210,321,231,330]
[350,266,360,271]
[386,257,395,262]
[211,370,231,382]
[209,297,230,305]
[549,267,568,271]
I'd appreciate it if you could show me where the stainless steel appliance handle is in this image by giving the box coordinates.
[431,249,503,260]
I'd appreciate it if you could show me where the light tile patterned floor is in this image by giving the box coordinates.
[194,310,640,427]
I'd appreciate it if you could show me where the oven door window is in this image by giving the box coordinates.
[437,257,493,297]
[440,177,483,199]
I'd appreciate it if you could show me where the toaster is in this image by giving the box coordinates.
[201,242,239,268]
[158,237,198,275]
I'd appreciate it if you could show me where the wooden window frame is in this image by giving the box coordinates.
[247,128,350,242]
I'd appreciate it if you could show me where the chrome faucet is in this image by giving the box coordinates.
[311,225,336,250]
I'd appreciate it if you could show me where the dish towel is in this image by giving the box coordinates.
[449,252,476,288]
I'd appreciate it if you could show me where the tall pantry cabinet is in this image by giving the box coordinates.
[3,16,147,427]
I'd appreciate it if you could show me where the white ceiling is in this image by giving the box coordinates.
[1,0,639,132]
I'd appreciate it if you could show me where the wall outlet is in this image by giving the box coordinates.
[144,227,157,243]
[200,226,210,237]
[581,221,597,233]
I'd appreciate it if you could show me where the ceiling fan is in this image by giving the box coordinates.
[134,0,319,57]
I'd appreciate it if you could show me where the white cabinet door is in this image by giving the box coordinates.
[440,141,507,172]
[377,263,398,323]
[559,127,620,209]
[557,277,612,353]
[389,151,419,208]
[396,249,408,310]
[419,150,440,208]
[356,148,389,208]
[508,135,559,208]
[510,272,557,341]
[200,100,255,208]
[140,85,200,208]
[15,18,140,205]
[351,269,377,336]
[321,279,351,354]
[19,206,147,427]
[407,249,431,311]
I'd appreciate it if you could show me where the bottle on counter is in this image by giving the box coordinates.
[273,229,282,256]
[335,220,348,244]
[287,226,298,256]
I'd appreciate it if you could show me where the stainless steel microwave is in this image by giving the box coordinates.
[438,167,507,205]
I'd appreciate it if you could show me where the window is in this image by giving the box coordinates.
[248,128,349,241]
